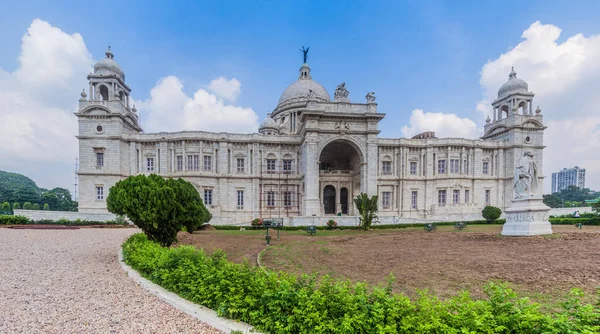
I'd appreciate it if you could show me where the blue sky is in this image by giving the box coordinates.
[1,0,600,191]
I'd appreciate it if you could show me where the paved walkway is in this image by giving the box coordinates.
[0,228,222,333]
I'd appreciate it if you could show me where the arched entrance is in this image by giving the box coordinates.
[323,185,336,214]
[318,139,363,215]
[340,188,349,214]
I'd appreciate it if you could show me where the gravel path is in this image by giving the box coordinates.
[0,228,223,334]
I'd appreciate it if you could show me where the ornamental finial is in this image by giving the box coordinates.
[299,46,310,63]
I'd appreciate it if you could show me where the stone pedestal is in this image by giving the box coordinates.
[501,198,553,236]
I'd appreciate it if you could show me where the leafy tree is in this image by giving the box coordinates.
[12,202,20,210]
[482,206,502,222]
[354,193,378,231]
[1,202,10,213]
[23,202,32,210]
[43,203,50,211]
[543,194,562,208]
[107,174,210,247]
[0,171,77,211]
[592,201,600,213]
[41,188,77,211]
[32,203,40,210]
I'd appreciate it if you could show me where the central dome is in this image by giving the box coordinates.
[276,63,330,110]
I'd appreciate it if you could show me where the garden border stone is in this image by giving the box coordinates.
[118,248,258,334]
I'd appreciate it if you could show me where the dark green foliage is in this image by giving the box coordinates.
[0,215,129,225]
[482,206,502,222]
[107,174,210,247]
[40,187,78,211]
[0,171,77,211]
[549,217,600,226]
[12,202,20,210]
[123,233,600,333]
[22,202,32,210]
[592,201,600,213]
[1,202,11,214]
[32,203,40,210]
[354,193,378,230]
[0,215,29,224]
[43,203,50,211]
[544,186,600,208]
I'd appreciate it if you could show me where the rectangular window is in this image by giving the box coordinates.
[411,191,418,209]
[382,192,391,209]
[283,192,292,207]
[187,155,199,170]
[267,191,275,207]
[382,161,392,175]
[438,190,447,206]
[176,155,183,171]
[283,159,293,173]
[410,161,417,175]
[204,189,212,205]
[237,158,244,173]
[203,155,212,172]
[485,189,491,205]
[96,186,104,200]
[453,189,460,205]
[96,152,104,167]
[450,159,459,174]
[438,159,446,174]
[483,161,489,175]
[237,190,244,209]
[266,159,276,173]
[465,189,470,203]
[146,157,154,172]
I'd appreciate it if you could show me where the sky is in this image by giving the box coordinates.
[1,0,600,196]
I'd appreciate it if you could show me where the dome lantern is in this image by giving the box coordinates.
[497,67,528,98]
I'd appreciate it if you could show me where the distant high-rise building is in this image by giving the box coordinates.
[551,167,586,193]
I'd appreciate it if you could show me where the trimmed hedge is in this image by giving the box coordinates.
[549,217,600,226]
[213,220,506,231]
[123,233,600,333]
[0,215,129,226]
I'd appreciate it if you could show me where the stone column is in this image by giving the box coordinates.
[182,141,186,171]
[303,136,320,216]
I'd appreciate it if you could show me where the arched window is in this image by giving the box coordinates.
[99,85,109,101]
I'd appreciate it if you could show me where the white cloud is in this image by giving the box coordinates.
[478,21,600,191]
[401,109,479,139]
[0,19,92,190]
[139,76,259,133]
[208,76,241,101]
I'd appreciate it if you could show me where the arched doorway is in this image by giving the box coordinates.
[340,188,349,214]
[323,185,336,214]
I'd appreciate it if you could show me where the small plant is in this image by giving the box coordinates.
[354,193,378,230]
[1,202,11,214]
[326,219,337,230]
[32,203,40,210]
[482,205,502,222]
[23,202,32,210]
[251,218,263,228]
[12,202,20,210]
[43,203,50,211]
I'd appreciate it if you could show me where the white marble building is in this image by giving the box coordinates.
[76,48,547,224]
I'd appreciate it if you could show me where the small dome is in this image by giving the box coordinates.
[497,67,528,98]
[259,114,279,135]
[275,63,330,111]
[94,47,125,81]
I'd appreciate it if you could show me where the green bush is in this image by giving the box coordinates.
[482,206,502,222]
[22,202,32,210]
[0,215,29,225]
[1,202,11,214]
[32,203,40,210]
[43,203,50,211]
[12,202,20,210]
[123,233,600,333]
[107,174,209,247]
[549,217,600,226]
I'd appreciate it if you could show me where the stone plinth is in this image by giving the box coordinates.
[501,198,553,236]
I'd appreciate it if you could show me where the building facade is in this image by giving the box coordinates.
[76,49,548,224]
[551,167,586,193]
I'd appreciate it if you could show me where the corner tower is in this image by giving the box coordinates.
[75,47,141,213]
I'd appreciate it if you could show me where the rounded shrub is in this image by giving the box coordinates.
[32,203,40,210]
[12,202,21,210]
[482,205,502,222]
[43,203,50,211]
[22,202,32,210]
[1,202,11,214]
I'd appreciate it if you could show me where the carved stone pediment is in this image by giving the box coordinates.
[408,157,419,162]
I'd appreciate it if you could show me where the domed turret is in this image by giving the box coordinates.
[497,67,528,98]
[93,46,125,81]
[259,113,279,135]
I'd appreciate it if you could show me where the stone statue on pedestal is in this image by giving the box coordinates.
[514,151,538,199]
[334,83,350,102]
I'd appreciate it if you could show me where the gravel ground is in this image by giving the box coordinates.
[0,228,223,334]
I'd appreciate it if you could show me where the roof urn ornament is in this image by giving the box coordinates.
[535,106,542,114]
[365,91,376,104]
[132,104,137,113]
[486,115,491,123]
[334,82,350,102]
[80,89,87,100]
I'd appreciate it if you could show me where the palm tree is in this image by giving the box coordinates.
[354,193,378,231]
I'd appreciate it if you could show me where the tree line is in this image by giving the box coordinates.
[0,170,77,213]
[543,185,600,208]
